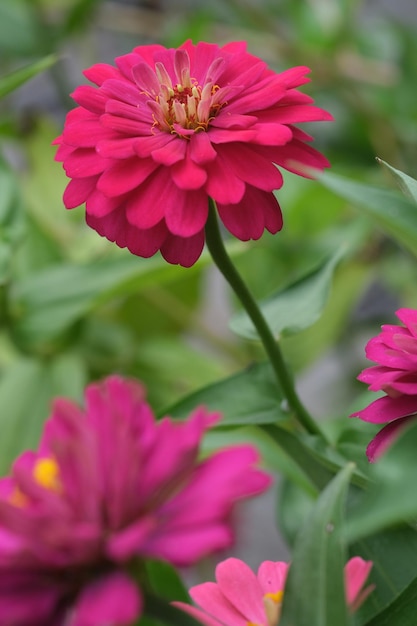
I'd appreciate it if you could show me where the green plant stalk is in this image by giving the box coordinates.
[205,199,324,438]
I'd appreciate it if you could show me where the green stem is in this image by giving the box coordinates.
[205,199,324,438]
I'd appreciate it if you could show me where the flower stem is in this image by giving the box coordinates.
[205,199,324,438]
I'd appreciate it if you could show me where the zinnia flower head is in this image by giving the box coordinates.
[351,308,417,461]
[173,556,373,626]
[0,376,271,625]
[54,40,332,267]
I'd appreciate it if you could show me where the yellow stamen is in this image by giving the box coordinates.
[33,457,62,492]
[263,591,284,626]
[264,591,284,603]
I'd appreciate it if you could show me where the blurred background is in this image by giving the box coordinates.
[0,0,417,568]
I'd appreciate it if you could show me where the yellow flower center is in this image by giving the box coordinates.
[33,457,62,492]
[145,50,225,138]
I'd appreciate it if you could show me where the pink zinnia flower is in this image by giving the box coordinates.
[0,376,271,625]
[351,308,417,461]
[173,556,373,626]
[54,40,332,267]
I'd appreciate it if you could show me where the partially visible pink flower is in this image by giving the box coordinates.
[173,556,373,626]
[0,376,271,626]
[54,40,331,267]
[351,308,417,461]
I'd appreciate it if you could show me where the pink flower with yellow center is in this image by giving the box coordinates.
[0,376,271,626]
[173,556,373,626]
[54,40,332,267]
[351,308,417,461]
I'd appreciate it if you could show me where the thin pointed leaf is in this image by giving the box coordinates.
[230,249,345,340]
[377,158,417,205]
[319,171,417,256]
[0,55,57,98]
[280,464,355,626]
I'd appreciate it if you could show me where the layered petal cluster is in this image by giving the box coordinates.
[0,376,271,626]
[351,308,417,461]
[173,556,373,626]
[54,40,332,267]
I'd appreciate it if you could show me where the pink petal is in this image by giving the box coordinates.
[351,394,417,424]
[100,79,142,106]
[125,170,171,229]
[140,523,233,566]
[217,143,283,191]
[71,85,107,114]
[189,133,217,164]
[215,558,265,624]
[189,579,249,626]
[86,189,123,221]
[74,572,142,626]
[96,138,137,159]
[138,407,219,501]
[151,139,187,166]
[83,63,122,85]
[366,415,417,462]
[257,561,288,595]
[269,139,331,175]
[161,231,205,267]
[205,153,245,205]
[170,154,208,190]
[107,518,156,561]
[396,308,417,337]
[63,176,98,208]
[165,190,208,237]
[63,120,117,148]
[344,557,373,607]
[63,148,111,178]
[172,601,224,626]
[217,187,282,241]
[97,157,159,197]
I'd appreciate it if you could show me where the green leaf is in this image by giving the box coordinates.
[0,160,25,283]
[230,249,344,340]
[0,353,87,475]
[319,171,417,256]
[377,158,417,205]
[164,361,286,427]
[352,527,417,624]
[262,425,335,492]
[11,242,245,351]
[145,560,190,604]
[10,256,194,349]
[0,55,58,98]
[0,1,39,57]
[144,594,202,626]
[62,0,101,36]
[364,576,417,626]
[346,420,417,542]
[280,463,355,626]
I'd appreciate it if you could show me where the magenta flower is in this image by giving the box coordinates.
[54,40,331,267]
[351,308,417,461]
[173,556,373,626]
[0,376,271,626]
